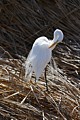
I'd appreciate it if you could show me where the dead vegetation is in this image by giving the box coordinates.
[0,0,80,120]
[0,48,80,120]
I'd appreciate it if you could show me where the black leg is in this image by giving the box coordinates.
[44,67,48,91]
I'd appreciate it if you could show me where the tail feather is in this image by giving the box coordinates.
[25,51,33,81]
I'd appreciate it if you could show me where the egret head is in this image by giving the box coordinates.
[49,29,64,49]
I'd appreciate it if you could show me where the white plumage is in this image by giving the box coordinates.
[25,29,64,81]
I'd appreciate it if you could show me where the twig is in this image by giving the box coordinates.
[20,90,31,104]
[4,91,20,99]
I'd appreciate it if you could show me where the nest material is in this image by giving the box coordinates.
[0,50,80,120]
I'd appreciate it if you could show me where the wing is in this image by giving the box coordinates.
[31,43,51,80]
[25,50,33,80]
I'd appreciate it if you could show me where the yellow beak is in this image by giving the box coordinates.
[49,41,58,48]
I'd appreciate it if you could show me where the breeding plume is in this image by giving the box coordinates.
[25,29,64,90]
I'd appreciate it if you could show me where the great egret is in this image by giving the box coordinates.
[25,29,64,90]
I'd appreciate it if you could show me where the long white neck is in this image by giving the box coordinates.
[49,29,63,50]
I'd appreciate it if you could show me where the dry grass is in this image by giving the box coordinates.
[0,48,80,120]
[0,0,80,120]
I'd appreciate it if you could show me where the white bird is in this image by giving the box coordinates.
[25,29,64,90]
